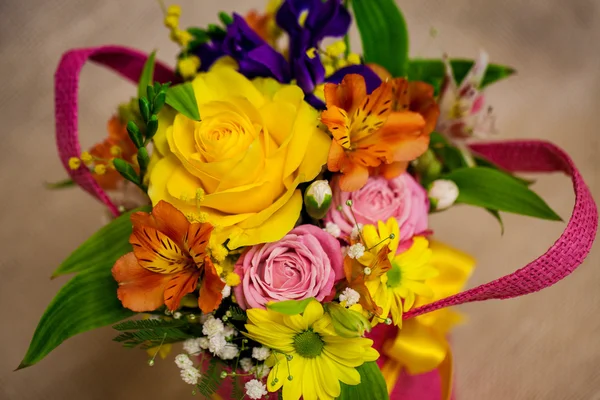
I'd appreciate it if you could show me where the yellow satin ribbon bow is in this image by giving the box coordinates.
[380,239,476,399]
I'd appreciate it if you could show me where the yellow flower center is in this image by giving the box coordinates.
[386,261,402,288]
[293,329,324,358]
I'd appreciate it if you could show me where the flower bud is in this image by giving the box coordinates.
[429,179,459,210]
[304,180,332,219]
[326,302,371,338]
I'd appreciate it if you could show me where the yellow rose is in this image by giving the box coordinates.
[148,66,330,248]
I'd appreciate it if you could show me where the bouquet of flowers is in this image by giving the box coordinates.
[18,1,598,399]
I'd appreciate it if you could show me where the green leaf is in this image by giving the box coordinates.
[166,82,200,121]
[352,0,409,77]
[444,167,561,221]
[473,155,535,186]
[408,59,515,93]
[267,298,315,315]
[486,208,505,235]
[113,318,186,331]
[197,357,222,397]
[138,51,156,99]
[52,207,149,277]
[18,208,149,369]
[45,178,75,189]
[337,362,389,400]
[18,267,134,369]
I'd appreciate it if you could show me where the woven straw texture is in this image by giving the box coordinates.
[1,1,599,399]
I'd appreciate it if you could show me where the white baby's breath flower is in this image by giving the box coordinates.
[323,222,341,238]
[180,366,202,385]
[197,337,210,350]
[350,223,364,241]
[202,315,225,337]
[221,284,232,298]
[338,287,360,307]
[183,338,201,355]
[347,243,365,259]
[218,344,239,360]
[256,365,271,379]
[208,334,227,354]
[223,325,237,339]
[245,379,268,399]
[251,346,271,361]
[175,354,193,369]
[240,357,253,373]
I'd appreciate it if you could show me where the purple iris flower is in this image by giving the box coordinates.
[191,2,381,109]
[193,14,291,82]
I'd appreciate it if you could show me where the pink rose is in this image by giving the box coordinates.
[326,173,429,247]
[234,225,344,310]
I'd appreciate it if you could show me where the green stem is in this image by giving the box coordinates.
[343,0,351,57]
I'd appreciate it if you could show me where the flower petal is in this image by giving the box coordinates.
[197,257,225,313]
[112,253,171,312]
[164,269,200,311]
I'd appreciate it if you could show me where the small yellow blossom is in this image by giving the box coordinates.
[68,157,81,170]
[94,164,107,175]
[326,41,347,58]
[306,47,317,59]
[177,56,201,80]
[324,64,335,77]
[110,145,122,156]
[167,5,181,17]
[80,151,93,164]
[225,272,241,287]
[347,53,361,65]
[164,15,179,29]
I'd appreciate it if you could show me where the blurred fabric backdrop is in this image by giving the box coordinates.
[0,0,598,399]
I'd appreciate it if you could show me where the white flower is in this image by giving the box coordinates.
[245,379,268,399]
[218,344,240,360]
[240,357,253,373]
[338,287,360,307]
[323,222,341,238]
[208,334,227,354]
[202,315,225,337]
[350,223,364,241]
[256,365,271,379]
[429,179,459,210]
[223,325,237,339]
[307,180,332,207]
[183,338,201,355]
[175,354,193,369]
[221,284,232,298]
[197,337,210,350]
[252,346,271,361]
[180,366,202,385]
[347,243,365,259]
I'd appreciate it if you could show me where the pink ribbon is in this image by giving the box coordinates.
[55,45,597,330]
[405,141,598,319]
[55,46,176,216]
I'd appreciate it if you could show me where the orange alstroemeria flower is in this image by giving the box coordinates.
[90,116,139,190]
[112,201,225,313]
[321,74,439,192]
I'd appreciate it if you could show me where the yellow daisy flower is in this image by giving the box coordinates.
[244,301,379,400]
[360,218,438,326]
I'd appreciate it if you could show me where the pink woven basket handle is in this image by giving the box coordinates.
[405,140,598,319]
[55,46,176,216]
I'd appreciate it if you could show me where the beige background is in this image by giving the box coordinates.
[1,0,599,399]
